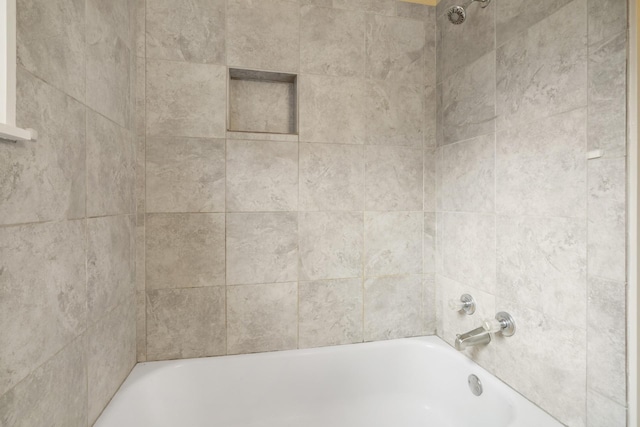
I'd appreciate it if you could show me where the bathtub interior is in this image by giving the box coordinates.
[94,337,562,427]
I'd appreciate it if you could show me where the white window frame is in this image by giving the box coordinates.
[0,0,35,141]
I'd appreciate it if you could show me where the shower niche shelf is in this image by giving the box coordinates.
[228,68,298,136]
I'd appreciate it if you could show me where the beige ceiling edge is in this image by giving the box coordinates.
[398,0,439,6]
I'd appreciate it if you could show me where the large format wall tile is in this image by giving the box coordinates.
[146,213,225,290]
[2,69,86,226]
[333,0,395,15]
[496,109,587,218]
[424,213,436,274]
[0,221,86,397]
[87,110,135,217]
[299,212,363,281]
[492,301,587,427]
[227,0,299,72]
[365,145,423,211]
[436,0,495,81]
[299,75,366,144]
[87,216,135,322]
[496,0,574,47]
[146,59,226,138]
[497,215,587,328]
[300,6,365,77]
[86,0,131,128]
[365,81,424,147]
[586,389,627,427]
[366,14,425,84]
[588,31,627,157]
[438,212,495,293]
[587,277,626,406]
[587,0,627,48]
[438,133,495,212]
[441,52,495,145]
[147,287,226,360]
[227,282,298,354]
[226,213,298,285]
[364,211,422,277]
[364,275,423,341]
[496,0,587,130]
[226,140,298,212]
[16,0,85,101]
[146,137,225,213]
[0,336,87,427]
[299,278,363,348]
[299,143,364,211]
[424,148,436,211]
[87,301,136,425]
[588,157,626,283]
[146,0,225,63]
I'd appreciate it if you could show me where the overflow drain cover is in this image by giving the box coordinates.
[468,374,483,396]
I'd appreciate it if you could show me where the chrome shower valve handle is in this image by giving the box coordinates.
[448,294,476,315]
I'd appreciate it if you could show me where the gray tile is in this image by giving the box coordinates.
[586,389,627,427]
[437,0,495,81]
[146,59,226,138]
[424,85,437,147]
[146,0,225,63]
[2,69,86,225]
[136,0,145,57]
[87,216,135,322]
[87,301,136,425]
[0,336,87,427]
[441,52,495,145]
[299,212,363,281]
[226,140,298,212]
[438,133,495,212]
[365,145,423,211]
[226,213,298,285]
[497,215,587,328]
[227,282,298,354]
[396,2,435,21]
[16,0,85,100]
[588,0,627,47]
[422,274,436,334]
[424,148,436,211]
[438,212,495,293]
[299,143,364,211]
[496,0,574,47]
[334,0,395,15]
[364,275,423,341]
[0,221,86,396]
[364,211,422,277]
[365,81,424,147]
[300,6,365,77]
[136,290,146,362]
[299,74,366,144]
[496,109,587,218]
[146,137,225,213]
[492,300,587,426]
[299,278,363,348]
[587,277,626,405]
[227,0,299,72]
[147,287,226,360]
[86,0,131,128]
[146,213,225,290]
[588,157,626,282]
[87,110,135,217]
[424,213,436,274]
[366,14,425,83]
[588,31,627,157]
[135,56,145,137]
[228,79,296,134]
[496,0,587,130]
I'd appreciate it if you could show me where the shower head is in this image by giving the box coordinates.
[446,0,491,25]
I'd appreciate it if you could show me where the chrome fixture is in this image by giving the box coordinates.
[468,374,483,396]
[454,311,516,351]
[448,294,476,315]
[447,0,491,25]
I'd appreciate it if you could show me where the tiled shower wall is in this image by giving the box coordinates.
[0,0,137,425]
[434,0,628,425]
[136,0,438,361]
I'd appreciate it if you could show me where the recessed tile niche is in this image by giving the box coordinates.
[228,68,298,135]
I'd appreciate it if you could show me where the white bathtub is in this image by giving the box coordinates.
[94,336,562,427]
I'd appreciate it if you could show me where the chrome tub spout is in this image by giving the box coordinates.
[454,326,491,351]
